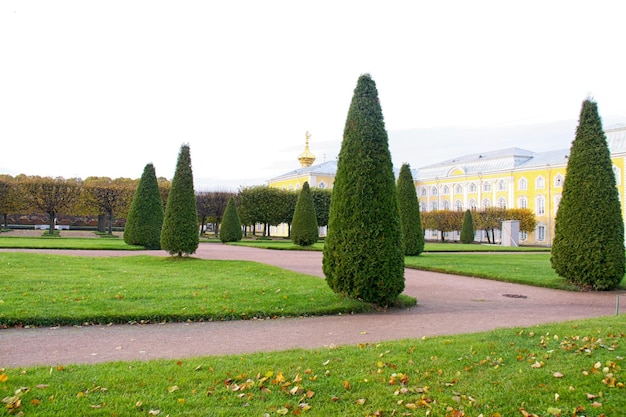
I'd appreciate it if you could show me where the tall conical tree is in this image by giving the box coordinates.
[322,74,404,306]
[460,209,475,244]
[124,163,164,249]
[161,144,199,256]
[551,99,624,290]
[291,181,319,247]
[219,196,242,243]
[397,163,424,256]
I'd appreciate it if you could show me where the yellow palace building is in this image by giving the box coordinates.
[268,126,626,245]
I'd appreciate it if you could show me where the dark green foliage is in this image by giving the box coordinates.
[123,164,164,249]
[311,188,332,227]
[219,196,242,243]
[460,209,475,244]
[291,182,319,246]
[160,144,199,256]
[551,99,625,290]
[322,74,405,306]
[397,163,424,255]
[238,186,294,237]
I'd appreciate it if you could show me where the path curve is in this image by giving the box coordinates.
[0,243,623,367]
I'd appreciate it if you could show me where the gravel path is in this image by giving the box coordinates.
[0,243,623,367]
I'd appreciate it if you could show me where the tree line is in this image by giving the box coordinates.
[0,173,332,238]
[421,207,537,243]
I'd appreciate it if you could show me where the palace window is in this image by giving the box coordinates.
[421,187,427,196]
[482,198,491,208]
[443,185,449,195]
[318,182,326,189]
[518,177,528,190]
[469,183,477,193]
[431,186,438,196]
[518,197,528,209]
[536,176,545,189]
[520,231,528,241]
[554,174,564,188]
[455,200,463,211]
[537,224,546,241]
[431,201,438,211]
[483,182,492,192]
[469,199,477,210]
[442,200,450,210]
[536,196,545,215]
[455,184,463,194]
[497,180,507,191]
[420,202,427,212]
[497,197,507,208]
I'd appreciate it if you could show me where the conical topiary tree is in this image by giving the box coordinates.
[460,209,475,244]
[161,144,199,256]
[219,196,242,243]
[123,163,164,249]
[551,99,625,290]
[322,74,405,307]
[397,163,424,256]
[291,181,319,247]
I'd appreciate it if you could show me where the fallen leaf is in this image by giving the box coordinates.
[343,380,351,390]
[553,372,564,378]
[168,385,179,393]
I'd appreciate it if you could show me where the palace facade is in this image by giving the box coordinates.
[268,126,626,245]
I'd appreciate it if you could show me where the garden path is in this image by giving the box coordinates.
[0,243,623,367]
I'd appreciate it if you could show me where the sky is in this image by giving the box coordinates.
[2,1,625,191]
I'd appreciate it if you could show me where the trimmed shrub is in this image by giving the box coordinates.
[397,163,424,255]
[161,144,199,256]
[123,163,163,249]
[460,209,475,244]
[220,196,242,243]
[322,74,405,307]
[291,181,319,246]
[551,99,625,290]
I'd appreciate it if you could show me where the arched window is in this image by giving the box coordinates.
[431,201,438,211]
[443,185,449,195]
[497,197,507,208]
[518,197,528,209]
[536,196,545,215]
[455,200,463,211]
[431,186,438,196]
[483,182,492,192]
[420,187,427,196]
[469,199,477,210]
[455,184,463,194]
[318,182,326,189]
[536,176,545,189]
[518,177,528,190]
[469,183,477,193]
[497,180,507,191]
[442,200,450,210]
[482,198,491,208]
[420,201,427,212]
[554,174,564,188]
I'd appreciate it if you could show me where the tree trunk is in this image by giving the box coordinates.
[440,230,445,241]
[107,211,114,235]
[98,214,106,233]
[47,212,55,235]
[2,213,7,229]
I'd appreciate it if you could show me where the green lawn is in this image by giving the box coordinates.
[0,236,143,250]
[229,239,550,252]
[404,253,626,291]
[0,253,401,327]
[1,315,624,416]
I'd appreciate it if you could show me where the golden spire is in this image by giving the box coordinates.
[298,131,316,168]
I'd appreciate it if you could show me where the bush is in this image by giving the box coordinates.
[291,181,319,246]
[219,196,242,243]
[322,74,405,307]
[460,209,475,244]
[397,163,424,255]
[123,163,164,249]
[160,144,199,256]
[551,99,625,290]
